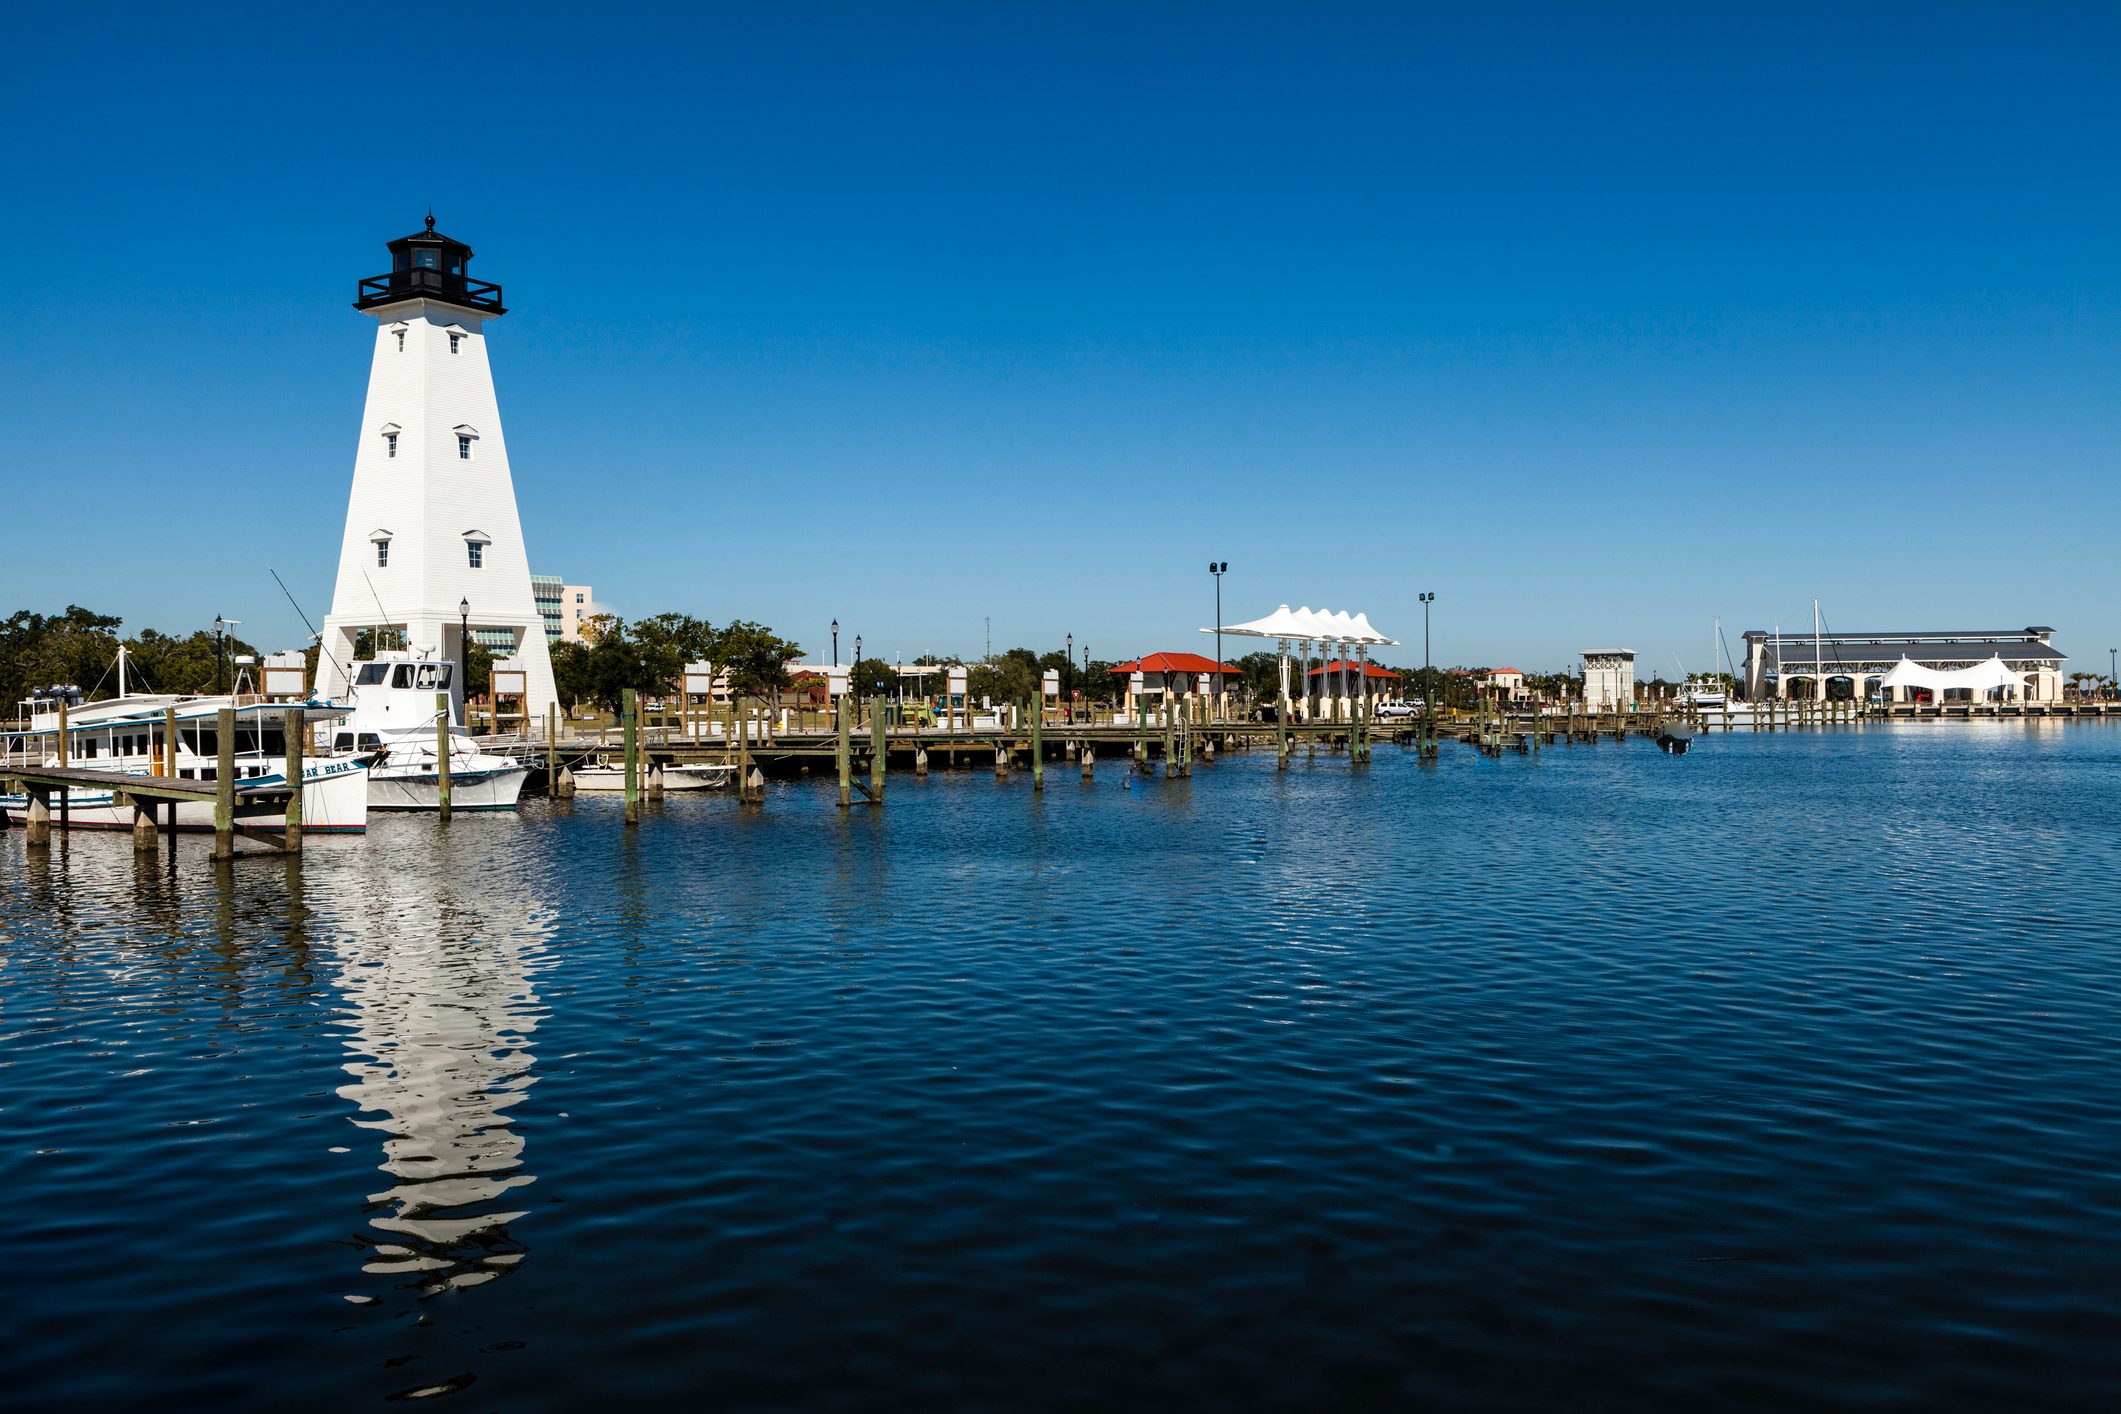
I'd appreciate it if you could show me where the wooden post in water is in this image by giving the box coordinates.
[282,707,304,854]
[435,692,453,820]
[1081,744,1094,782]
[213,707,236,859]
[1031,696,1044,791]
[622,688,639,825]
[130,792,158,852]
[25,784,52,847]
[1135,699,1147,763]
[1162,698,1174,771]
[836,694,852,809]
[870,696,887,801]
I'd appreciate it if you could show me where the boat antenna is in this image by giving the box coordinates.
[269,566,345,694]
[358,569,397,650]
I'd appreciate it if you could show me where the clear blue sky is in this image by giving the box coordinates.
[3,2,2115,677]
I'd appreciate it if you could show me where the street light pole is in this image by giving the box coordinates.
[458,597,470,725]
[1208,561,1227,720]
[831,619,839,668]
[1065,633,1073,720]
[1419,592,1435,754]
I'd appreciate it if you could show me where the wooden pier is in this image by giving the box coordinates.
[5,707,306,858]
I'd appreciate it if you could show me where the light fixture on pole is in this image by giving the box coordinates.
[1066,633,1073,716]
[831,619,839,667]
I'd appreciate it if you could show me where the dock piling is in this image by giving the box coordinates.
[622,688,639,825]
[283,707,304,854]
[836,695,852,809]
[435,692,453,820]
[870,696,887,800]
[213,707,236,859]
[1032,699,1044,791]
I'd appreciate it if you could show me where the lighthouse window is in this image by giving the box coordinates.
[449,333,461,354]
[385,432,398,458]
[414,249,439,270]
[458,435,473,459]
[375,539,389,568]
[467,541,484,569]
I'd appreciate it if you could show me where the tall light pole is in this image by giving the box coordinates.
[1065,632,1073,719]
[854,634,862,676]
[1209,561,1227,719]
[1419,592,1435,750]
[831,619,839,667]
[459,597,470,721]
[2110,647,2116,698]
[214,615,226,695]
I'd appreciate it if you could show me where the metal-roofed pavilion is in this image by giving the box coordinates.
[1742,627,2065,703]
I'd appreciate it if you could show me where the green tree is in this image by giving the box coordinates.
[709,620,802,699]
[550,639,595,714]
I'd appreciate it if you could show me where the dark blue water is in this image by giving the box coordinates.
[5,724,2119,1410]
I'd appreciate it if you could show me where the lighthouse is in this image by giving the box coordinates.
[317,217,557,722]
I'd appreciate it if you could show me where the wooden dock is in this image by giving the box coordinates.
[5,707,307,859]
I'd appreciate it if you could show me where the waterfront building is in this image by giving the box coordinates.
[1482,667,1529,702]
[317,218,556,719]
[531,576,601,644]
[1741,627,2065,702]
[1110,653,1241,716]
[1307,661,1402,711]
[1583,649,1637,711]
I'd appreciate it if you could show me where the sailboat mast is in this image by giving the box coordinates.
[1814,599,1823,703]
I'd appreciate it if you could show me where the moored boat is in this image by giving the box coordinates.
[2,685,370,832]
[331,651,528,811]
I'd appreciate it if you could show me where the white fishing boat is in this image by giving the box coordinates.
[0,651,370,832]
[332,650,527,811]
[662,762,734,791]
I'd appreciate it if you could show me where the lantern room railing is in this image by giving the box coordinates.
[355,269,505,313]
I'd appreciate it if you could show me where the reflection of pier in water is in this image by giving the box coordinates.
[323,872,554,1296]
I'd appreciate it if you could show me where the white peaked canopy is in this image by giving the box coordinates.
[1879,655,2021,695]
[1211,604,1397,645]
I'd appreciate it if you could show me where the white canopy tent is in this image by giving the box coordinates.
[1206,604,1398,721]
[1879,655,2024,701]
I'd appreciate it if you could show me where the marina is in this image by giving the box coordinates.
[6,725,2120,1408]
[8,7,2117,1404]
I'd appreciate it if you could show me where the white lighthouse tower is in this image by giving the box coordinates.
[317,216,556,721]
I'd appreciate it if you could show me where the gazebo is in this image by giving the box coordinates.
[1109,652,1241,719]
[1206,605,1397,721]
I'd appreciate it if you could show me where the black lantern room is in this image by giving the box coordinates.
[354,214,506,315]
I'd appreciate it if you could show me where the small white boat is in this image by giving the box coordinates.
[333,651,528,811]
[662,762,734,791]
[570,760,733,792]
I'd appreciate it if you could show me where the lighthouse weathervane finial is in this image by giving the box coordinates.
[425,208,435,232]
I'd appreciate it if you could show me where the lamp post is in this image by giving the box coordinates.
[1065,633,1073,720]
[831,619,839,668]
[1208,561,1227,721]
[1418,592,1435,750]
[458,597,470,724]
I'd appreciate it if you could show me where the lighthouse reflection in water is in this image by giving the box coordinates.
[321,862,554,1295]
